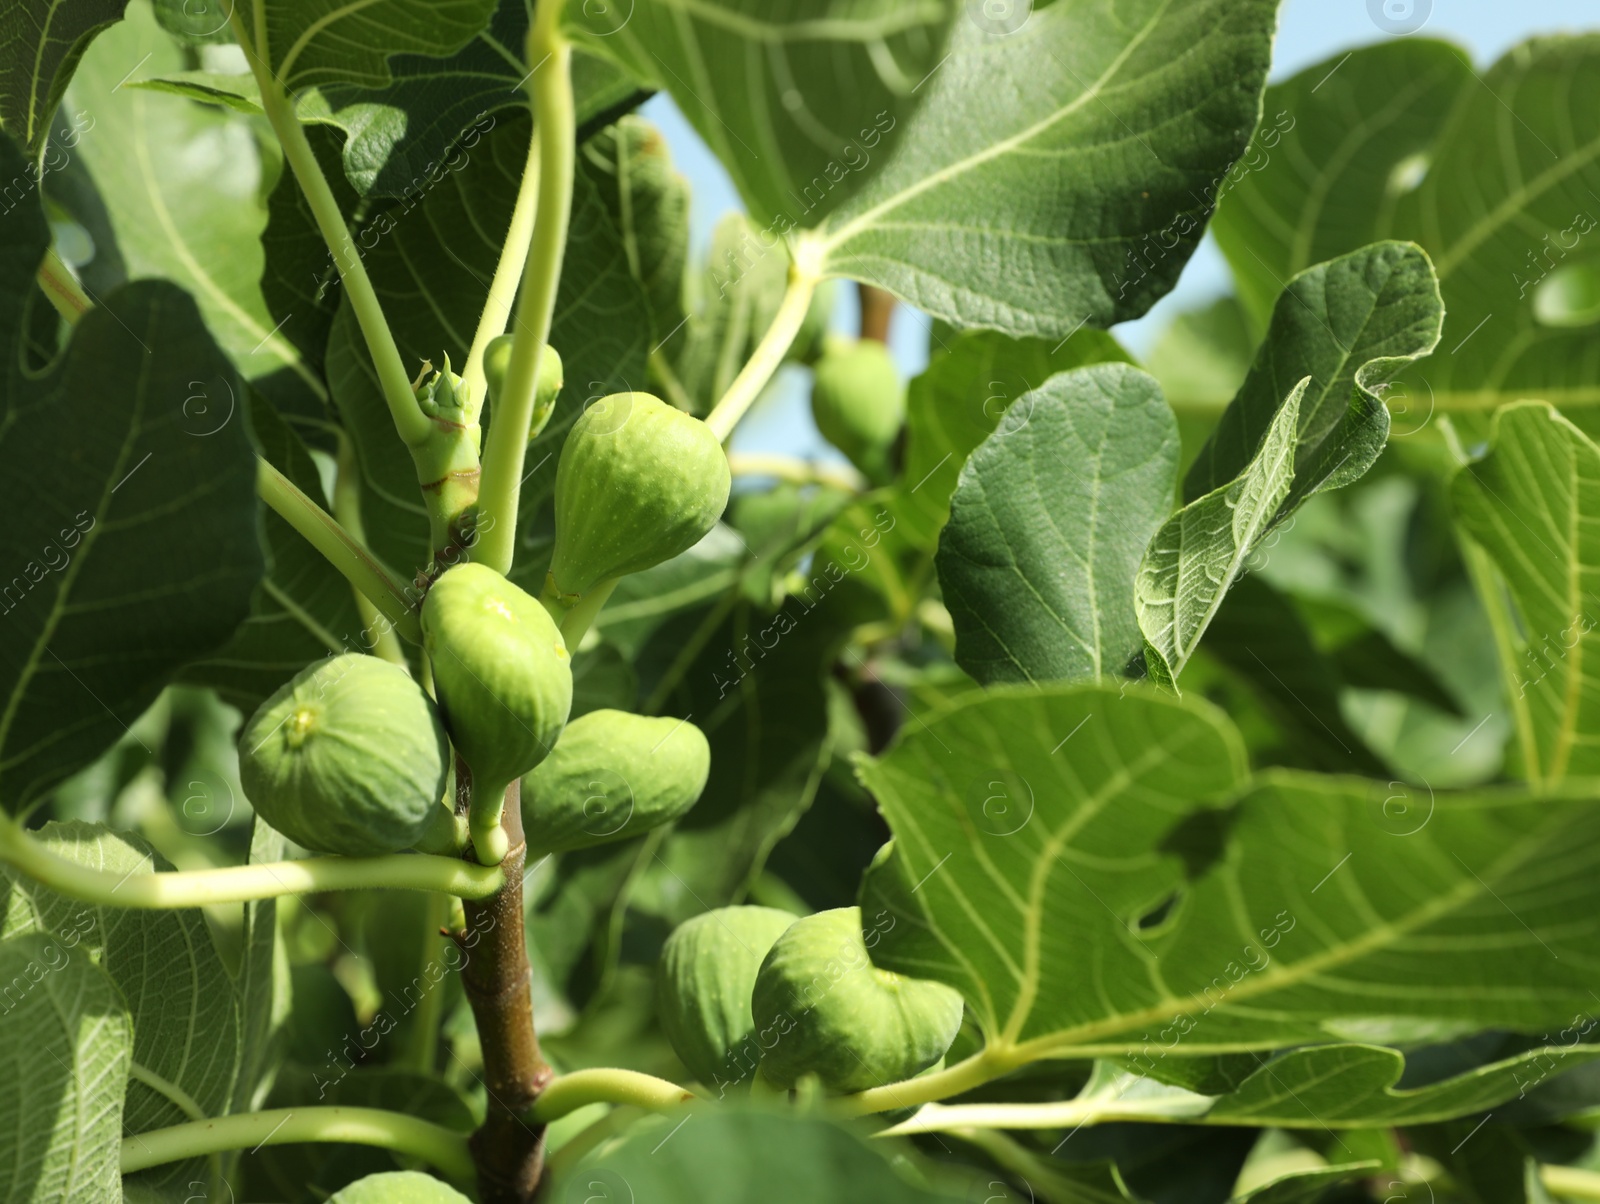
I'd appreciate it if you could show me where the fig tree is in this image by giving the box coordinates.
[657,905,799,1091]
[327,1171,471,1203]
[483,334,564,438]
[522,708,709,854]
[422,562,573,863]
[809,337,904,483]
[238,654,450,857]
[750,906,963,1093]
[546,391,730,605]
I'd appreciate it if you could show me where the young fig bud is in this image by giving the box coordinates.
[238,654,450,857]
[422,562,573,863]
[547,391,730,603]
[415,354,470,426]
[809,337,904,483]
[657,906,799,1091]
[484,334,564,440]
[522,708,709,854]
[750,906,963,1093]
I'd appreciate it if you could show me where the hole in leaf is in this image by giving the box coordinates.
[1533,262,1600,328]
[1386,152,1430,196]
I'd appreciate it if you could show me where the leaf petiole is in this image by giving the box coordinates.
[528,1067,697,1123]
[704,250,823,443]
[0,816,504,907]
[229,8,432,452]
[256,457,423,645]
[473,0,575,575]
[119,1106,474,1182]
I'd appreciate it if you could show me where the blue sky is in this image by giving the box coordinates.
[644,0,1600,459]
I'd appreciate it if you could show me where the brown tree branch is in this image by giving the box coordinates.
[858,282,896,344]
[454,764,551,1202]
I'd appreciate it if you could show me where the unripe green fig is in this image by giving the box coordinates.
[750,906,963,1093]
[547,392,730,604]
[809,337,904,482]
[422,563,573,862]
[522,708,709,854]
[657,906,798,1091]
[238,654,449,857]
[327,1171,470,1204]
[484,334,564,439]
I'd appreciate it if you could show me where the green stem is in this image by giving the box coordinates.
[529,1068,696,1123]
[704,253,822,443]
[1459,534,1541,783]
[555,578,617,649]
[473,0,575,575]
[333,436,409,666]
[1545,1165,1600,1201]
[403,893,451,1073]
[834,1048,1013,1118]
[231,9,430,451]
[36,248,91,325]
[120,1106,474,1182]
[727,452,865,493]
[649,348,695,413]
[462,118,543,417]
[128,1061,206,1122]
[0,816,504,907]
[257,458,423,645]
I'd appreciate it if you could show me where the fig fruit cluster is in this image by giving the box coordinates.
[239,385,727,869]
[657,905,963,1095]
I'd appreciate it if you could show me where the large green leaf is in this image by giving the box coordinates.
[0,933,130,1204]
[240,0,496,100]
[1,823,242,1147]
[302,0,640,198]
[1452,401,1600,785]
[937,364,1179,685]
[1211,40,1471,331]
[582,114,690,345]
[1136,381,1303,684]
[0,133,262,812]
[902,1042,1600,1137]
[0,0,127,157]
[327,112,650,581]
[1212,37,1600,430]
[898,327,1131,551]
[570,0,954,228]
[861,684,1600,1060]
[551,1108,951,1203]
[814,0,1278,336]
[65,5,318,388]
[1184,241,1443,512]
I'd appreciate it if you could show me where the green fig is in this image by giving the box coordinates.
[484,334,564,439]
[238,654,450,857]
[809,337,904,482]
[422,562,572,862]
[657,906,799,1092]
[750,906,963,1093]
[327,1171,471,1204]
[547,391,730,605]
[522,708,709,854]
